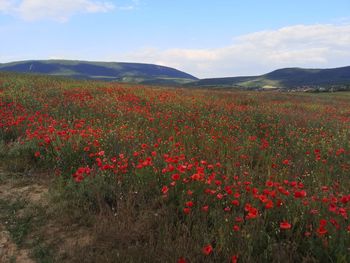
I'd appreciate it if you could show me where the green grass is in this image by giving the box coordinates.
[0,199,31,245]
[1,73,350,262]
[32,238,55,263]
[0,195,55,262]
[239,78,281,88]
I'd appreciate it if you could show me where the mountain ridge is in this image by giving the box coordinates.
[189,66,350,90]
[0,60,198,85]
[1,60,350,90]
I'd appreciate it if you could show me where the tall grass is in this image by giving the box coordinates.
[0,73,349,262]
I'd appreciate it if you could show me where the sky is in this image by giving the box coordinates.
[0,0,350,78]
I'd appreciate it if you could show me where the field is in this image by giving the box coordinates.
[0,73,350,262]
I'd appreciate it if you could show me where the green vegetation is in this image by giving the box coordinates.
[0,60,197,85]
[0,73,350,262]
[2,60,350,90]
[189,66,350,90]
[0,194,55,262]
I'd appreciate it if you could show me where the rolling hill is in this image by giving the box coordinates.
[0,60,198,85]
[189,66,350,90]
[1,60,349,90]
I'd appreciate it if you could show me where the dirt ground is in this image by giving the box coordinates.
[0,165,95,263]
[0,225,34,262]
[0,168,47,263]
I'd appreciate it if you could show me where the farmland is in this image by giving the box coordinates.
[0,73,350,262]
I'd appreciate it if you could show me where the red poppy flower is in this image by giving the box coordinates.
[75,174,84,183]
[304,232,311,237]
[172,173,180,181]
[265,200,274,209]
[201,205,209,212]
[183,207,191,214]
[161,186,169,194]
[282,159,290,165]
[231,200,240,206]
[317,226,328,236]
[185,201,194,207]
[280,221,292,230]
[202,244,213,255]
[141,143,147,149]
[294,190,307,198]
[231,255,238,263]
[235,217,243,223]
[319,219,327,226]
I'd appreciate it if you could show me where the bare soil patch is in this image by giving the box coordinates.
[0,168,92,262]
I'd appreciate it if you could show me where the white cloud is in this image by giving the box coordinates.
[118,0,139,10]
[0,0,115,21]
[116,24,350,78]
[0,0,15,13]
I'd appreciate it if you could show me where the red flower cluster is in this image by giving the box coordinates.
[1,75,350,261]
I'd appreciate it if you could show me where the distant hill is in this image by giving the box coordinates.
[189,66,350,90]
[0,60,198,85]
[1,61,349,90]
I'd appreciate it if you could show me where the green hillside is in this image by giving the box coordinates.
[189,66,350,90]
[1,61,349,90]
[0,60,197,85]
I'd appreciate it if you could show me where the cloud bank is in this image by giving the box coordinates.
[118,24,350,78]
[0,0,114,21]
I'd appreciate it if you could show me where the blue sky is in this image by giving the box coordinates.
[1,0,350,78]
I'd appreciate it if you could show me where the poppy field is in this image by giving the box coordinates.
[0,73,350,262]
